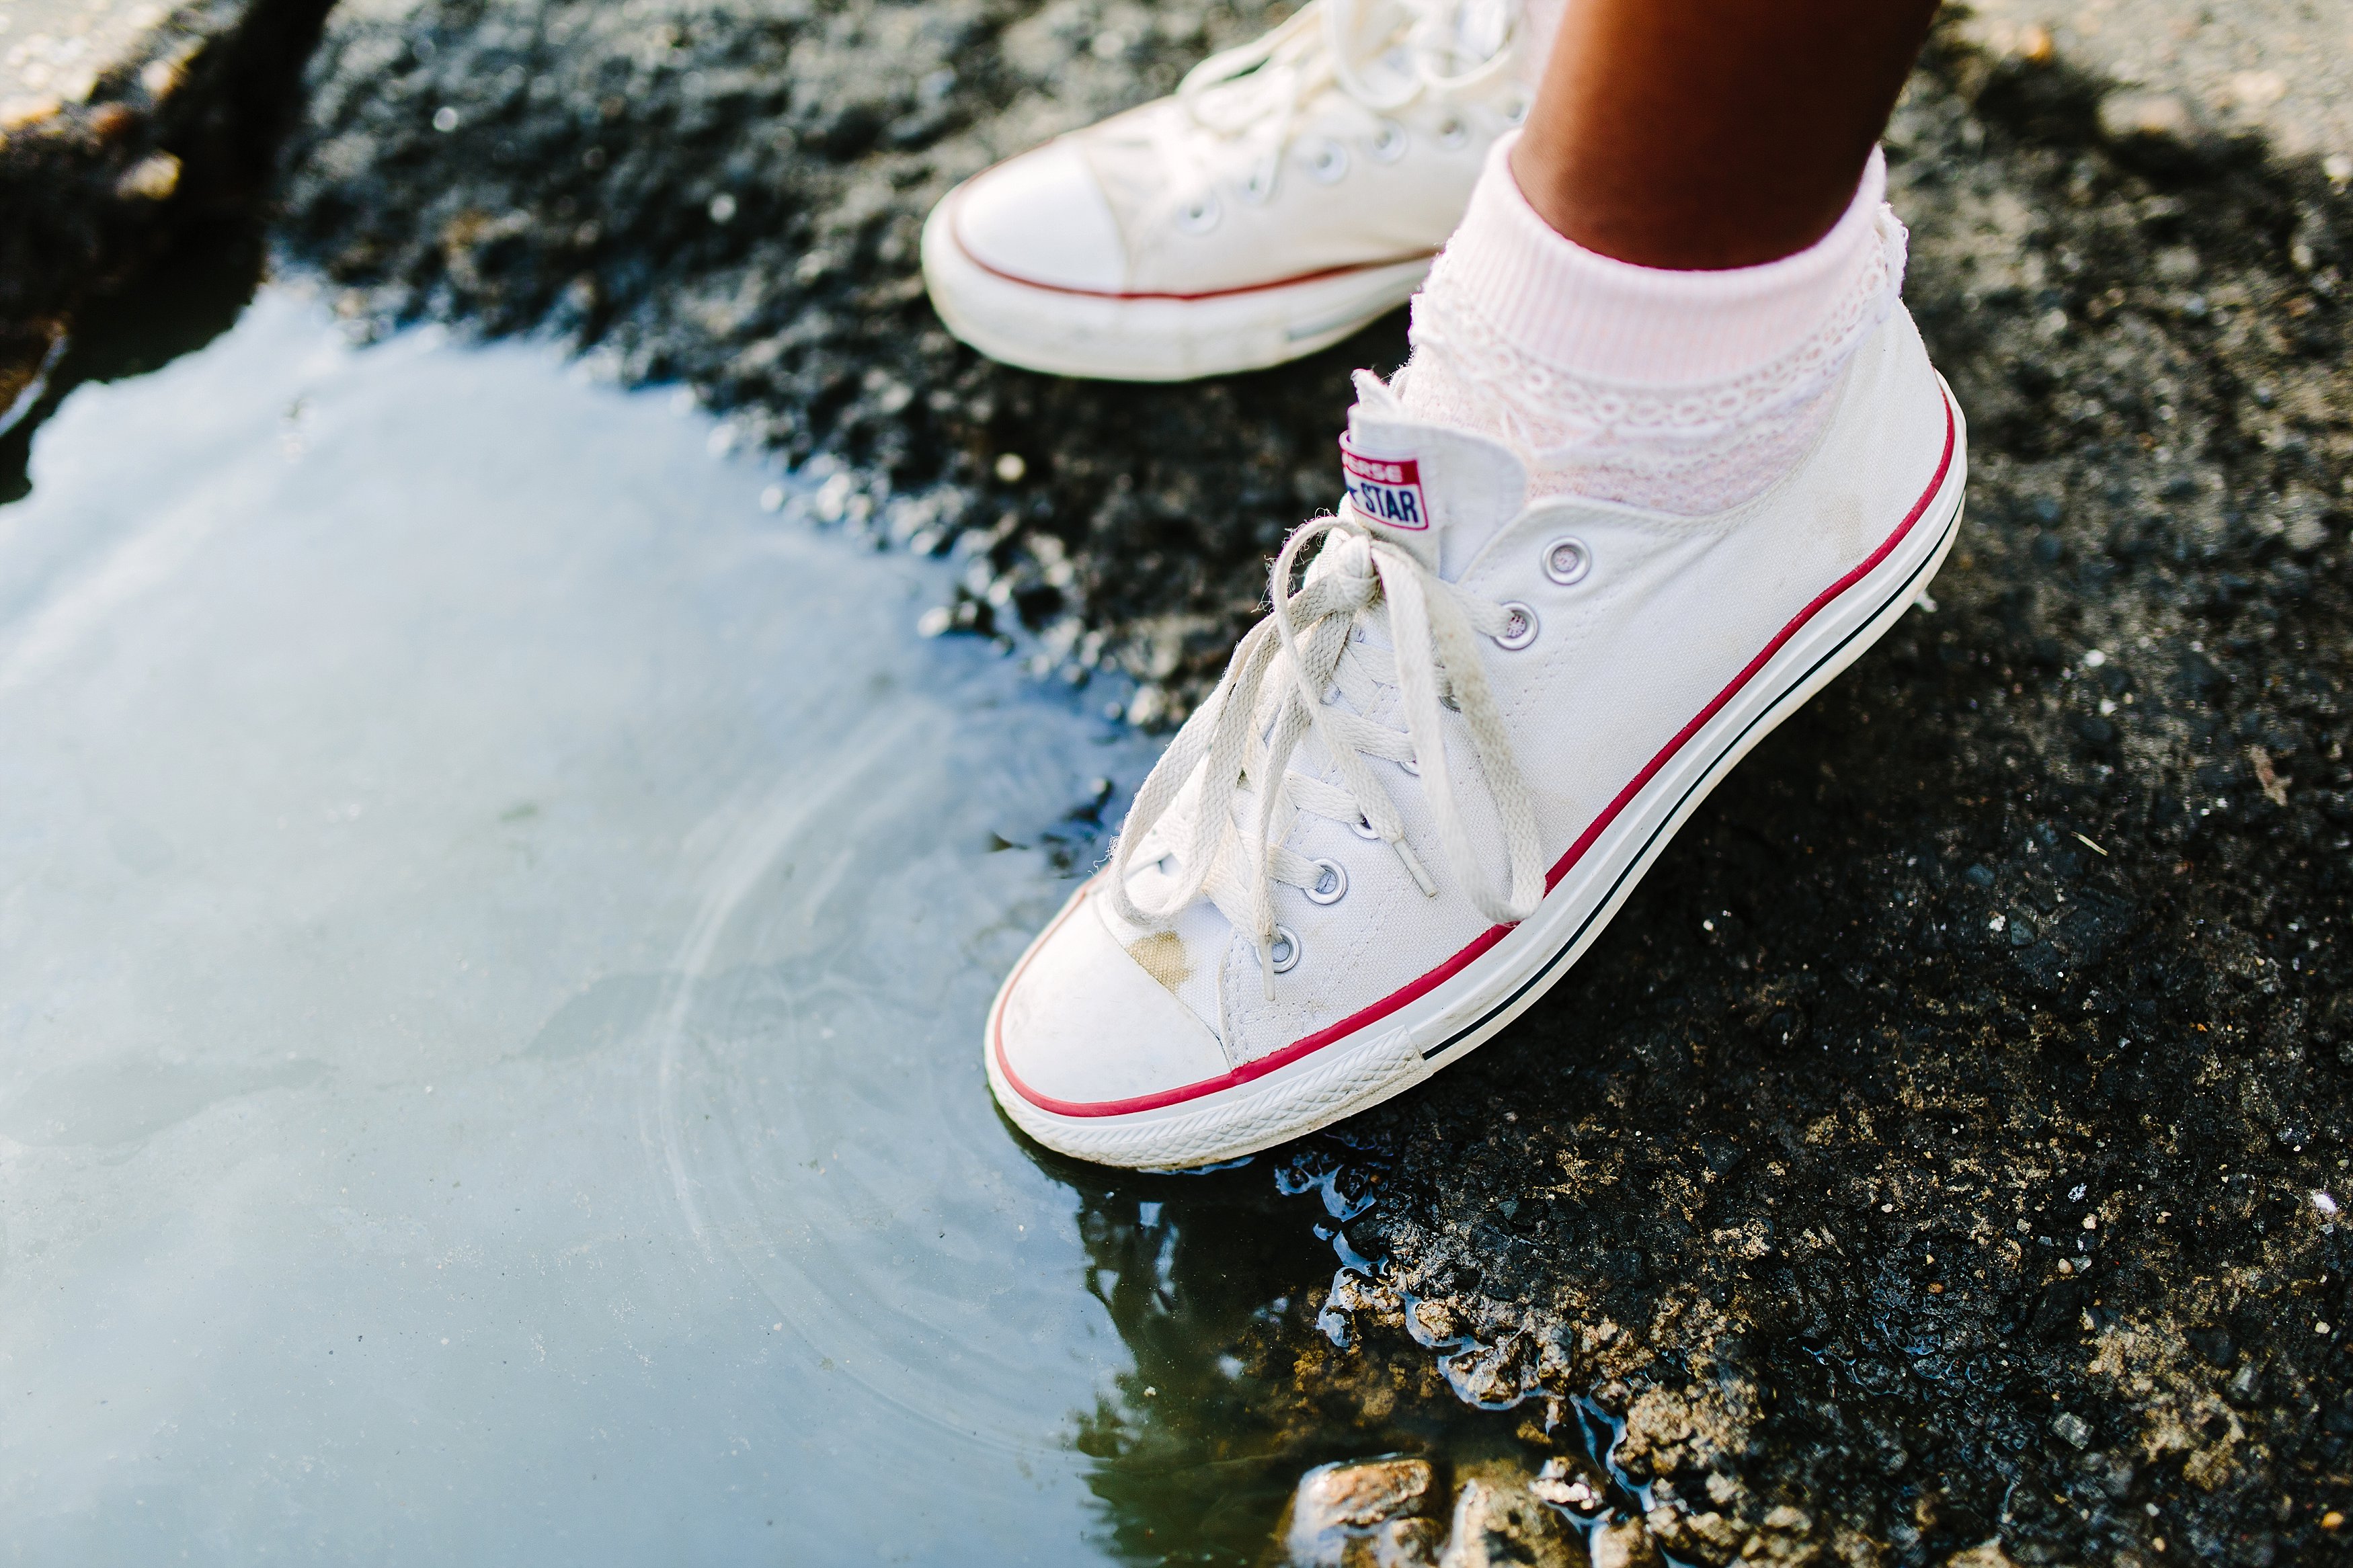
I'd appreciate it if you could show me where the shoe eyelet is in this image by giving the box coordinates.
[1503,95,1529,125]
[1303,138,1349,183]
[1492,601,1539,651]
[1398,755,1419,776]
[1367,120,1407,163]
[1238,160,1276,204]
[1542,536,1591,586]
[1350,812,1382,840]
[1269,925,1303,973]
[1305,858,1349,905]
[1176,192,1222,235]
[1435,117,1469,151]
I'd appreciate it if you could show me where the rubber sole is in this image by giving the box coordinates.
[919,190,1431,382]
[987,391,1968,1167]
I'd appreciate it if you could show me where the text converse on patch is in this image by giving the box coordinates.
[1339,436,1431,531]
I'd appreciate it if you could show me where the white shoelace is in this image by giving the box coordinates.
[1107,419,1547,997]
[1174,0,1522,194]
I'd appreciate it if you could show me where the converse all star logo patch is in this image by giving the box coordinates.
[1339,437,1431,530]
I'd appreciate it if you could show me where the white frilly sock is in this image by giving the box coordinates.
[1398,132,1907,515]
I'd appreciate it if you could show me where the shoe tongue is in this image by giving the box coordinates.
[1449,0,1511,67]
[1339,410,1526,580]
[1351,0,1510,99]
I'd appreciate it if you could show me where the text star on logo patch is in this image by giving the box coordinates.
[1339,437,1431,530]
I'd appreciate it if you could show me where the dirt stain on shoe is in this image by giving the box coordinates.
[1126,932,1192,992]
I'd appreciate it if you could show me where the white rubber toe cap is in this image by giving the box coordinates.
[992,884,1231,1114]
[951,140,1129,294]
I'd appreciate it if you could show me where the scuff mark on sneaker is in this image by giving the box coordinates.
[1127,932,1192,993]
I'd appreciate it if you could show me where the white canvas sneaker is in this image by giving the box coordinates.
[921,0,1543,381]
[985,302,1968,1168]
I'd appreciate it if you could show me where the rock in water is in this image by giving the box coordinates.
[1282,1456,1441,1567]
[1363,1518,1447,1567]
[1436,1467,1587,1568]
[1585,1518,1663,1568]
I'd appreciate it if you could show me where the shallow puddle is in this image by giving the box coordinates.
[0,290,1520,1563]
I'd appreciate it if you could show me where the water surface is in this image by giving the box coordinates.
[0,291,1351,1563]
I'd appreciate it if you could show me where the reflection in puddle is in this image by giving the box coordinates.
[0,288,1590,1565]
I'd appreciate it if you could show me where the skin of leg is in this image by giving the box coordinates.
[1511,0,1943,270]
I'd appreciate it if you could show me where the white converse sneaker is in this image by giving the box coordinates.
[985,302,1968,1168]
[921,0,1544,381]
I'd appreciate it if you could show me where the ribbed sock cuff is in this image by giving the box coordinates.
[1425,132,1890,388]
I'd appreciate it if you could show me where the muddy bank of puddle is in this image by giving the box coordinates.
[0,291,1567,1563]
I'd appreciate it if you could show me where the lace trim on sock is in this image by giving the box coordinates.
[1399,208,1909,513]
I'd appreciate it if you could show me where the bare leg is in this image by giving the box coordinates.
[1513,0,1942,270]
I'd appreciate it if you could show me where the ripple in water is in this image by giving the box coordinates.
[649,701,1152,1453]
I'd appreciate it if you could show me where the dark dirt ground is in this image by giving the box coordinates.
[73,0,2353,1562]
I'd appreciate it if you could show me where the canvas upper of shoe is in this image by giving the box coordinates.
[949,0,1537,298]
[992,300,1957,1112]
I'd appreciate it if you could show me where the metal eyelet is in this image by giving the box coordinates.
[1367,120,1407,163]
[1176,192,1222,235]
[1305,858,1349,905]
[1398,755,1419,776]
[1543,536,1591,586]
[1492,602,1539,651]
[1238,160,1276,204]
[1435,117,1469,151]
[1269,925,1303,973]
[1503,95,1529,125]
[1304,138,1349,183]
[1351,812,1382,840]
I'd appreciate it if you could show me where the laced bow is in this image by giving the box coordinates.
[1175,0,1522,192]
[1107,505,1548,997]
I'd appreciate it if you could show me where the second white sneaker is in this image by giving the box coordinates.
[922,0,1546,380]
[985,299,1967,1167]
